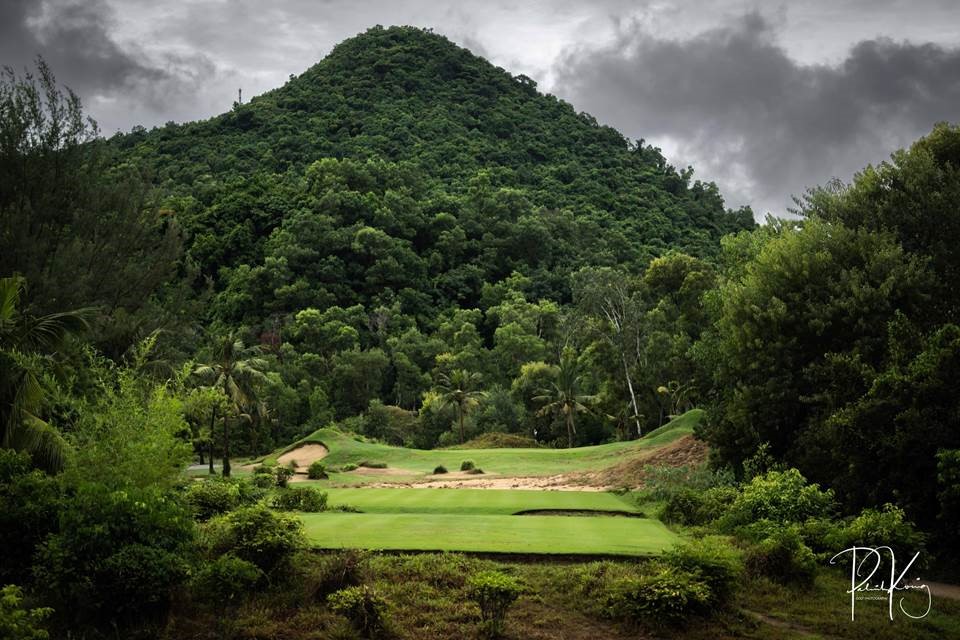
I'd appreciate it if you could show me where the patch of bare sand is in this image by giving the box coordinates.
[276,443,328,470]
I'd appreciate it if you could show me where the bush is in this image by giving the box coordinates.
[0,450,61,585]
[0,585,52,640]
[252,473,274,489]
[185,478,241,520]
[466,467,485,474]
[433,465,448,474]
[309,550,368,599]
[460,460,475,471]
[841,504,927,562]
[663,537,743,608]
[328,586,388,637]
[253,464,273,475]
[191,554,264,610]
[744,528,817,586]
[275,466,295,488]
[720,468,835,529]
[272,487,329,512]
[358,461,387,469]
[659,488,705,526]
[604,567,710,626]
[643,464,736,501]
[466,571,524,639]
[33,482,194,630]
[205,504,306,573]
[341,463,359,472]
[308,461,329,480]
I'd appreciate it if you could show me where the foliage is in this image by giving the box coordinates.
[642,464,735,502]
[0,450,61,585]
[308,460,329,479]
[191,553,264,609]
[466,571,524,638]
[272,486,329,512]
[433,464,448,474]
[275,465,295,487]
[0,585,52,640]
[719,469,835,529]
[839,504,927,564]
[185,478,243,520]
[604,567,711,626]
[308,550,369,599]
[663,537,743,608]
[327,585,388,637]
[743,528,818,586]
[204,504,306,573]
[460,460,475,471]
[33,482,194,630]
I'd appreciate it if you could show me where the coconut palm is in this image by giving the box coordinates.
[192,333,268,476]
[0,276,90,471]
[435,369,485,444]
[534,352,595,448]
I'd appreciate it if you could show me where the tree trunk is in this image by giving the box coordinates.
[208,405,217,475]
[222,416,231,477]
[458,405,465,444]
[622,354,642,437]
[567,413,576,448]
[198,447,204,465]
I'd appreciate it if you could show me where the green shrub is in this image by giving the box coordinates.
[744,528,817,586]
[32,482,194,630]
[275,466,295,488]
[205,504,306,573]
[309,550,368,599]
[663,536,743,608]
[460,460,475,471]
[0,585,52,640]
[720,468,835,529]
[358,461,387,469]
[252,473,274,489]
[185,478,241,520]
[466,571,524,639]
[604,567,710,626]
[341,463,359,472]
[191,553,264,610]
[328,586,388,637]
[0,450,61,585]
[841,504,927,563]
[433,465,448,474]
[659,488,705,525]
[253,465,273,475]
[272,487,329,512]
[308,461,329,479]
[466,467,485,475]
[643,464,736,501]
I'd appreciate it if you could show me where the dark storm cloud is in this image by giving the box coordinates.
[553,14,960,216]
[0,0,218,130]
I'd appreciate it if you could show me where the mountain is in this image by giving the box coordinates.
[113,25,754,328]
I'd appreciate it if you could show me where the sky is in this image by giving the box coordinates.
[2,0,959,217]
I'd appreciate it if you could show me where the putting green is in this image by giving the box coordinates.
[301,511,676,556]
[323,487,639,515]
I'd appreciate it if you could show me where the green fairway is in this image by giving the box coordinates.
[273,409,703,480]
[301,512,676,556]
[323,487,640,515]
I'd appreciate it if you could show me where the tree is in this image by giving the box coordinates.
[435,369,486,443]
[193,333,269,477]
[0,276,89,471]
[534,351,594,447]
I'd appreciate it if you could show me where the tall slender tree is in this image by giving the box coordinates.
[193,333,268,476]
[435,369,485,443]
[535,351,595,448]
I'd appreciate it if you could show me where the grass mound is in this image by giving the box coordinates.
[450,433,542,449]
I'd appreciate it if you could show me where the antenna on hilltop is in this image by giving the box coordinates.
[238,88,242,104]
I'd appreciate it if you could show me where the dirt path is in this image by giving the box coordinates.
[925,581,960,601]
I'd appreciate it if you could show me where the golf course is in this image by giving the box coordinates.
[266,410,703,556]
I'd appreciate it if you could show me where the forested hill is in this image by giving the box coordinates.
[112,25,753,327]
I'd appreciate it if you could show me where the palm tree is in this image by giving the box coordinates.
[192,333,268,477]
[435,369,485,444]
[534,352,595,448]
[0,276,90,471]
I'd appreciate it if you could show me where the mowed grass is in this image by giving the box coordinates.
[274,409,703,479]
[323,487,639,515]
[301,511,677,556]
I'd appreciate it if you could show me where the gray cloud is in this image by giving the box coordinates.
[1,0,221,132]
[553,14,960,216]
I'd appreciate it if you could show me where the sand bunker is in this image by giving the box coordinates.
[277,443,328,470]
